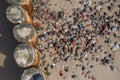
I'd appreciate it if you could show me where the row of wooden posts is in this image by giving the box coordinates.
[6,0,46,80]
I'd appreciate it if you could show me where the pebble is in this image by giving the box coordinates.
[110,43,120,51]
[64,56,71,62]
[64,66,69,72]
[53,57,59,63]
[109,65,117,72]
[58,11,64,19]
[71,74,77,79]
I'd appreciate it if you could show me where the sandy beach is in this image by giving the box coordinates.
[0,0,120,80]
[32,0,120,80]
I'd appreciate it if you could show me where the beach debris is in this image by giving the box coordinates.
[109,65,117,72]
[71,74,77,79]
[53,57,59,63]
[58,11,64,19]
[95,5,102,11]
[108,26,118,32]
[64,56,71,62]
[50,63,56,69]
[45,71,51,76]
[64,66,69,72]
[59,71,64,77]
[110,42,120,51]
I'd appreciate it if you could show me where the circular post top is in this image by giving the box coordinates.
[6,5,26,23]
[14,43,36,68]
[13,22,36,42]
[21,67,45,80]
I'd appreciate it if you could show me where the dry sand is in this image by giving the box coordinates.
[36,0,120,80]
[1,0,120,80]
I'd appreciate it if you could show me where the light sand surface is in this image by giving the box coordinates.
[3,0,119,80]
[37,0,120,80]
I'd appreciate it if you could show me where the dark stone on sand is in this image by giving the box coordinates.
[71,74,77,79]
[58,11,64,19]
[64,66,69,72]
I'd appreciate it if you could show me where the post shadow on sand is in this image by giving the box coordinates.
[0,0,24,80]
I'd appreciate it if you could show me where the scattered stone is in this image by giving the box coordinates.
[109,65,117,72]
[58,11,64,19]
[53,57,59,63]
[110,43,120,51]
[64,66,69,72]
[71,74,77,79]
